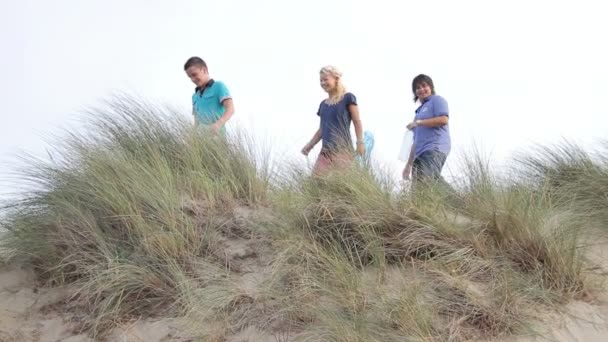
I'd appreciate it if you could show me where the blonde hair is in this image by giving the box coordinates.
[320,65,347,105]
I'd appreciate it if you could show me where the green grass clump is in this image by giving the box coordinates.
[0,95,270,336]
[515,140,608,230]
[0,95,605,341]
[263,150,599,341]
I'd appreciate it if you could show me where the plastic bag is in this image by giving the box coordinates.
[356,131,375,167]
[398,130,414,162]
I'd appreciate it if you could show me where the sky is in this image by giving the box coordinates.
[1,0,607,198]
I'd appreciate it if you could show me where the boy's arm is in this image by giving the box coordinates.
[192,106,199,124]
[216,98,234,126]
[215,81,234,127]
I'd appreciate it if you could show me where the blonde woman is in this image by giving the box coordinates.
[301,66,365,175]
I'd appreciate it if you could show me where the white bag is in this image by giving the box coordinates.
[398,130,414,162]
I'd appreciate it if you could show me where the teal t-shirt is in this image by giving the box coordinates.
[192,79,231,129]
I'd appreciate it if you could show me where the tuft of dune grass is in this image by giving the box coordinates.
[0,95,271,337]
[514,140,608,230]
[264,149,600,341]
[0,95,605,341]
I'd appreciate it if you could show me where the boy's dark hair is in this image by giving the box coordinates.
[184,56,207,70]
[412,74,435,102]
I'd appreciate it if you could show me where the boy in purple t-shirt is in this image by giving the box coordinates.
[403,74,451,184]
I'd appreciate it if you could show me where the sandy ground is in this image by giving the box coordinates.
[3,267,607,342]
[513,300,608,342]
[505,236,608,342]
[0,227,281,342]
[0,207,283,342]
[0,264,194,342]
[2,234,607,341]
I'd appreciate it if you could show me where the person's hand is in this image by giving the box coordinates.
[356,142,365,157]
[301,143,313,156]
[406,120,419,130]
[402,163,412,180]
[210,122,223,135]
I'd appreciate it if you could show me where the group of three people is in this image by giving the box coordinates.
[183,56,451,184]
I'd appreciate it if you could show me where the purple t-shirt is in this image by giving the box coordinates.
[317,92,357,153]
[413,95,451,159]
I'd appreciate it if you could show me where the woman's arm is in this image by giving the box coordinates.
[415,116,449,128]
[348,104,364,144]
[307,128,322,147]
[420,95,449,127]
[408,95,449,129]
[403,143,416,179]
[302,128,322,156]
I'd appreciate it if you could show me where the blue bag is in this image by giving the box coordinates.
[356,131,375,167]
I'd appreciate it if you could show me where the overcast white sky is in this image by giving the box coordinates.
[1,0,607,197]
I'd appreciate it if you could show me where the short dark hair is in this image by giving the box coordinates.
[412,74,435,102]
[184,56,207,70]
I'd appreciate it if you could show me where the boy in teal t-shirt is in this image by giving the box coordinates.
[184,56,234,135]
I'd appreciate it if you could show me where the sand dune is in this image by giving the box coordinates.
[0,265,191,342]
[507,237,608,342]
[2,237,608,341]
[3,264,607,342]
[500,300,607,342]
